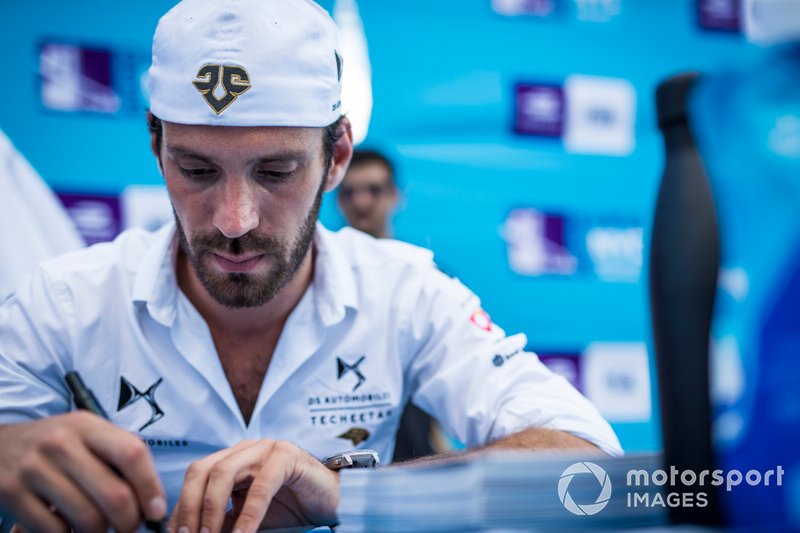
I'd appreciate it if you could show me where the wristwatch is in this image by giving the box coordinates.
[322,449,380,470]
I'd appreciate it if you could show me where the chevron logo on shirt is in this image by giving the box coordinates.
[117,376,165,432]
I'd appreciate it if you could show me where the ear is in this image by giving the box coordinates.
[323,117,354,193]
[146,111,164,176]
[388,185,401,214]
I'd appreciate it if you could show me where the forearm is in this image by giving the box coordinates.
[397,427,603,467]
[484,427,602,453]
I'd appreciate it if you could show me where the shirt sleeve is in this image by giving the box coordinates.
[0,266,73,423]
[400,268,623,456]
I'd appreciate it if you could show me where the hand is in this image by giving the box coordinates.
[170,439,340,533]
[0,412,167,532]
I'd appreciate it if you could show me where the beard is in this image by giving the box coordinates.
[175,179,324,308]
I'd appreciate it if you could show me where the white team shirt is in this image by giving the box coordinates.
[0,221,622,510]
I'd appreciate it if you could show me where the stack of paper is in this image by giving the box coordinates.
[336,452,666,532]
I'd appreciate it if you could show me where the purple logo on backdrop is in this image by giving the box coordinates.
[492,0,557,17]
[514,84,565,137]
[501,208,577,276]
[538,353,583,392]
[698,0,741,31]
[57,193,122,245]
[40,43,121,113]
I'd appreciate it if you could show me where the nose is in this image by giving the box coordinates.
[212,176,259,239]
[351,188,375,211]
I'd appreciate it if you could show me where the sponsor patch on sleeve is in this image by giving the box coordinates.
[470,309,493,332]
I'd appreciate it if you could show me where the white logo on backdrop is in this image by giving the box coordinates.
[564,74,636,156]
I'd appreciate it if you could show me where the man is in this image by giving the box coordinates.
[337,149,399,239]
[0,1,622,532]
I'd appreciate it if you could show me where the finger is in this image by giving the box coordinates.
[79,414,167,521]
[5,490,69,533]
[199,441,276,533]
[170,440,257,533]
[42,413,141,530]
[50,436,141,532]
[231,442,297,533]
[23,457,108,533]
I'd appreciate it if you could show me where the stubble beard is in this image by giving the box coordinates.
[175,179,324,308]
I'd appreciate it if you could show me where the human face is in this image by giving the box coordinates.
[157,122,331,308]
[338,161,397,238]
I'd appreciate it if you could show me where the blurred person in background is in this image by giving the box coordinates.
[0,129,84,301]
[337,149,398,239]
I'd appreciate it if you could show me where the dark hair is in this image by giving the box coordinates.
[147,113,345,170]
[347,149,396,187]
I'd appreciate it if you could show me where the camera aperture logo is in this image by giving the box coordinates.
[558,462,612,516]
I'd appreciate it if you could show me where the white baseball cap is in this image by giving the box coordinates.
[147,0,342,127]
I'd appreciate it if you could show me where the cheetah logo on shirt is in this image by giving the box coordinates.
[338,427,370,446]
[192,64,251,115]
[117,376,164,431]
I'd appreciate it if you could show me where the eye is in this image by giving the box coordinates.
[179,167,217,180]
[256,167,295,183]
[258,170,292,181]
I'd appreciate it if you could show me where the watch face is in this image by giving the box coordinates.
[349,450,380,468]
[323,449,380,470]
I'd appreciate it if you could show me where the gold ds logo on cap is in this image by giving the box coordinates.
[192,64,251,115]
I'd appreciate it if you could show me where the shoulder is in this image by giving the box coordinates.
[34,226,167,293]
[1,226,169,347]
[321,226,437,274]
[317,225,465,318]
[38,227,162,275]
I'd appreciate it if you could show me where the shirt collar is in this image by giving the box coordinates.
[131,221,180,327]
[312,222,358,326]
[131,221,357,328]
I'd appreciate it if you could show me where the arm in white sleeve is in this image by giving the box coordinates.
[398,268,622,456]
[0,266,73,423]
